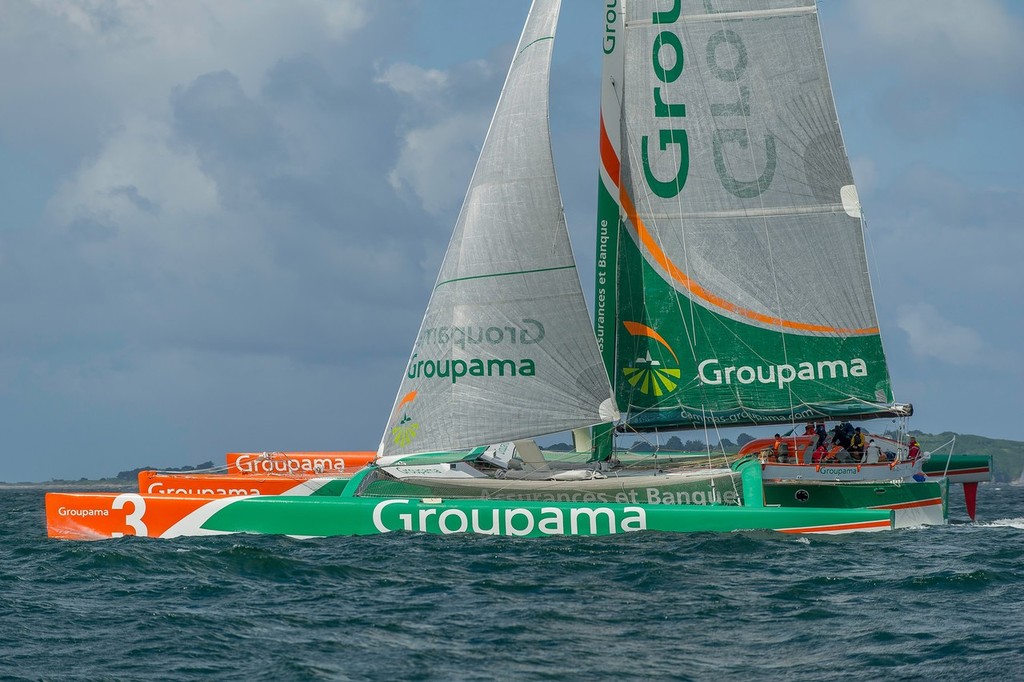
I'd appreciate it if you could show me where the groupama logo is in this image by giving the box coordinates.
[391,391,419,447]
[621,321,681,396]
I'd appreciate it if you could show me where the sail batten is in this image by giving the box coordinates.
[638,203,852,220]
[629,9,816,30]
[434,264,577,290]
[599,0,899,432]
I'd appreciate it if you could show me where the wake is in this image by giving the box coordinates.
[976,517,1024,530]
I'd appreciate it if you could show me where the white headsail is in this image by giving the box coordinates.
[378,0,616,463]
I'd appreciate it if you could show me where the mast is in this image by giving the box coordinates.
[592,1,626,460]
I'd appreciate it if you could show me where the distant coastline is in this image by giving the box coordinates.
[0,460,220,489]
[8,431,1024,486]
[0,479,134,490]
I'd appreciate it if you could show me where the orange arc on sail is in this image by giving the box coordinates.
[398,391,417,408]
[622,321,678,363]
[620,190,878,335]
[599,115,878,336]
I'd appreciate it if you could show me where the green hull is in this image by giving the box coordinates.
[45,464,896,539]
[921,454,992,483]
[162,464,890,537]
[764,479,947,528]
[611,451,953,523]
[184,495,893,538]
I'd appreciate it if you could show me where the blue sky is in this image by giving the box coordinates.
[1,1,1022,482]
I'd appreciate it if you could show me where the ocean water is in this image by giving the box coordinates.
[2,484,1022,681]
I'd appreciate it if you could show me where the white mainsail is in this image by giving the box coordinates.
[378,0,616,462]
[596,0,901,431]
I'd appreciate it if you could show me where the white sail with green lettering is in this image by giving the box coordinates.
[596,0,908,432]
[379,0,616,462]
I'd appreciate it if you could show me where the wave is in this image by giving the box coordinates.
[982,517,1024,530]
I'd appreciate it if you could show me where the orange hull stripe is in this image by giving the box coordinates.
[925,468,990,477]
[779,518,893,534]
[46,492,215,540]
[871,497,943,511]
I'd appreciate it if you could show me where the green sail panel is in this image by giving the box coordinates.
[617,235,895,429]
[380,0,615,461]
[609,0,898,430]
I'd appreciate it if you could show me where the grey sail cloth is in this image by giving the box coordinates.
[619,0,879,335]
[378,0,615,462]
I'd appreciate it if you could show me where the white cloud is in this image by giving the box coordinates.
[846,0,1024,86]
[1,1,504,480]
[28,0,371,70]
[378,57,508,216]
[896,303,1014,369]
[45,117,244,275]
[2,0,373,149]
[866,168,1024,298]
[377,63,450,97]
[387,113,487,216]
[849,155,878,195]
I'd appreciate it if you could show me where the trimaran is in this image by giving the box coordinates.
[47,0,989,540]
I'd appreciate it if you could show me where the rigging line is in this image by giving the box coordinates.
[674,11,719,372]
[619,122,699,360]
[623,8,693,369]
[708,6,798,424]
[813,0,889,362]
[773,93,862,331]
[702,406,743,500]
[859,210,899,402]
[628,7,722,424]
[698,409,718,490]
[658,4,701,370]
[618,101,711,422]
[667,9,770,425]
[675,3,741,419]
